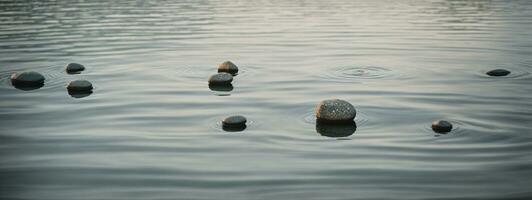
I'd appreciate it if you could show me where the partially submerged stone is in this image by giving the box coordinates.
[208,72,233,85]
[431,120,453,133]
[315,99,356,124]
[65,63,85,74]
[486,69,510,77]
[222,115,247,132]
[218,61,239,75]
[10,71,45,87]
[67,80,93,92]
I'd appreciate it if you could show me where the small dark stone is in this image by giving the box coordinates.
[218,61,239,75]
[67,80,93,92]
[65,63,85,74]
[208,72,233,85]
[315,99,356,124]
[222,115,247,130]
[432,120,453,133]
[10,71,45,87]
[316,121,357,138]
[486,69,510,77]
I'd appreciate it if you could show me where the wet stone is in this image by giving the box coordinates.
[315,99,356,124]
[218,61,239,75]
[486,69,510,77]
[67,80,93,92]
[432,120,453,133]
[10,71,45,87]
[65,63,85,74]
[222,115,247,131]
[208,72,233,85]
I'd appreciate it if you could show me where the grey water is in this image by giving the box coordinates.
[1,0,532,199]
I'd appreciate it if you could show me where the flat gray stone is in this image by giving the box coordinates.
[66,63,85,74]
[315,99,356,124]
[218,61,238,75]
[10,71,45,86]
[208,72,233,85]
[431,120,452,133]
[67,80,93,92]
[222,115,247,127]
[486,69,510,77]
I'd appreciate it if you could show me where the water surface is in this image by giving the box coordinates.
[1,0,532,199]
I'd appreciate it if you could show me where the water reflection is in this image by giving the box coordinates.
[68,90,93,99]
[208,84,233,92]
[222,124,246,132]
[13,83,43,91]
[316,121,357,138]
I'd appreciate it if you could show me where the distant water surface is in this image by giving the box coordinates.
[1,0,532,199]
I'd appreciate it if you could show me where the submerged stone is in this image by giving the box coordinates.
[431,120,453,133]
[486,69,510,77]
[67,80,93,92]
[218,61,239,75]
[65,63,85,74]
[315,99,356,124]
[208,72,233,85]
[10,71,45,87]
[316,121,357,138]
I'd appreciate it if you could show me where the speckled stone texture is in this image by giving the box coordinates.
[208,72,233,85]
[315,99,356,124]
[217,61,239,75]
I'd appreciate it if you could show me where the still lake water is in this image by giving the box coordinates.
[1,0,532,199]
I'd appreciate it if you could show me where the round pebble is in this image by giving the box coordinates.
[222,115,247,128]
[486,69,510,77]
[218,61,239,75]
[431,120,453,133]
[10,71,45,87]
[208,72,233,85]
[65,63,85,74]
[316,121,357,138]
[209,84,233,92]
[67,80,93,92]
[315,99,356,124]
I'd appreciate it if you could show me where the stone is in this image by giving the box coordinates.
[10,71,45,87]
[315,99,356,124]
[431,120,453,133]
[65,63,85,74]
[316,121,357,138]
[218,61,238,75]
[222,115,247,127]
[486,69,510,77]
[208,72,233,85]
[67,80,93,92]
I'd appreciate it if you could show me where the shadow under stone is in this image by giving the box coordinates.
[316,121,357,138]
[13,83,44,91]
[68,90,93,98]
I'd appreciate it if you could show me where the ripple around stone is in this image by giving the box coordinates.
[422,119,465,136]
[320,66,395,82]
[1,66,67,90]
[478,67,531,79]
[210,116,256,133]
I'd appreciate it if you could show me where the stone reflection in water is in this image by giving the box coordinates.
[208,84,233,92]
[316,121,357,138]
[13,84,44,91]
[68,90,93,98]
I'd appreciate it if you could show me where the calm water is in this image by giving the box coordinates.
[1,0,532,199]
